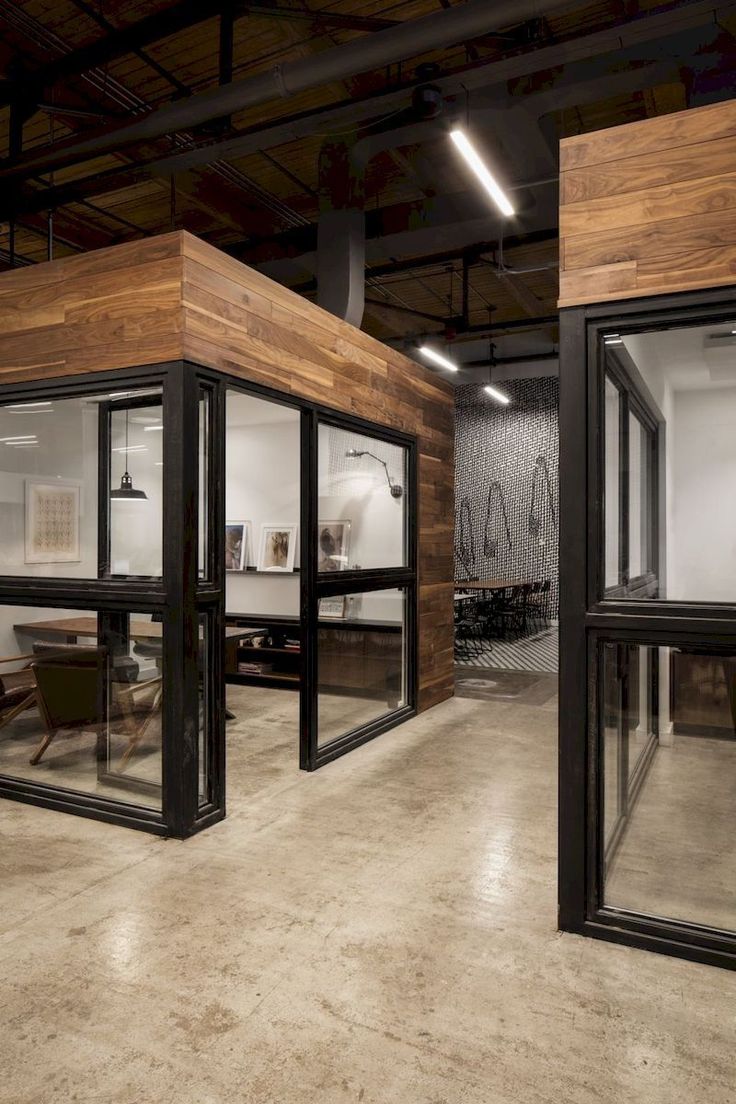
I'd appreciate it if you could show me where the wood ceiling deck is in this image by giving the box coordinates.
[0,0,734,349]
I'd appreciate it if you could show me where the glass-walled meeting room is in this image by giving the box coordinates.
[0,362,417,837]
[560,290,736,969]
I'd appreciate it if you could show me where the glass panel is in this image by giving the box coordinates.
[225,389,300,616]
[601,641,736,932]
[318,424,407,571]
[604,377,620,591]
[628,412,642,579]
[109,398,163,578]
[317,588,407,747]
[0,387,159,579]
[0,604,163,810]
[608,320,736,602]
[198,390,210,581]
[198,611,210,808]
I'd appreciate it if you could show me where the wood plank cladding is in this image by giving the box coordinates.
[559,99,736,308]
[0,230,454,711]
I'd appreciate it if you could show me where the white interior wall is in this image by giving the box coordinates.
[0,395,163,666]
[225,392,404,623]
[670,386,736,602]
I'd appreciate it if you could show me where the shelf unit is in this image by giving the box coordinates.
[226,614,301,690]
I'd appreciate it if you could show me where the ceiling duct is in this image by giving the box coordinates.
[0,0,573,183]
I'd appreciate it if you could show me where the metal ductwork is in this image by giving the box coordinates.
[0,0,573,182]
[317,139,365,326]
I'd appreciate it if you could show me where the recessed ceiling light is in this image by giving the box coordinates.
[418,345,459,372]
[449,129,514,217]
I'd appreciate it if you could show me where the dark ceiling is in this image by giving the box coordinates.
[1,0,735,376]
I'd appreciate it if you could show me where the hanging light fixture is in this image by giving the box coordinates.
[345,448,403,498]
[110,408,148,501]
[484,342,510,405]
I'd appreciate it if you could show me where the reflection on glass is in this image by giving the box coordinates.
[602,641,736,932]
[198,391,209,581]
[198,612,210,808]
[604,378,620,590]
[109,399,163,577]
[0,605,163,809]
[608,320,736,602]
[318,425,407,571]
[317,588,407,746]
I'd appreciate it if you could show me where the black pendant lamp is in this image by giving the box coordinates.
[110,409,148,501]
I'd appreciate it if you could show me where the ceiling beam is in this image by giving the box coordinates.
[0,0,576,183]
[0,1,400,110]
[3,0,729,221]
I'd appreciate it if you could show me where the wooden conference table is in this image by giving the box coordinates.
[13,617,253,672]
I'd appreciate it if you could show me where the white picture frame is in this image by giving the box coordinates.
[258,523,297,573]
[25,480,81,564]
[225,520,250,571]
[319,595,347,620]
[317,519,351,572]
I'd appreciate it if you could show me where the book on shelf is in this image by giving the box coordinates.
[238,661,274,675]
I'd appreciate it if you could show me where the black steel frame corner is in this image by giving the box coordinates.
[559,286,736,970]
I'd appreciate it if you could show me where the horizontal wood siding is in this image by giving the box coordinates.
[0,230,454,711]
[559,100,736,308]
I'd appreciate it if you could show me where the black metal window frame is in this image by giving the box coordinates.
[601,352,660,599]
[560,286,736,971]
[0,361,210,839]
[197,365,419,778]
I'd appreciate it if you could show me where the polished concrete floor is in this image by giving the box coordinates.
[1,675,735,1104]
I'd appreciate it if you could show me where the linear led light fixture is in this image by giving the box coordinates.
[111,444,147,453]
[6,401,53,410]
[0,435,37,442]
[418,345,459,372]
[449,129,514,218]
[604,333,623,346]
[143,424,163,432]
[484,384,511,405]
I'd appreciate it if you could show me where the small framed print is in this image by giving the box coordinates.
[225,520,250,571]
[319,595,346,620]
[317,519,351,572]
[25,480,81,564]
[258,523,297,572]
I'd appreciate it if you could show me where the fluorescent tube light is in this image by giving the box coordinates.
[418,345,459,372]
[0,435,37,442]
[484,384,511,405]
[450,129,514,217]
[143,424,163,431]
[6,401,52,410]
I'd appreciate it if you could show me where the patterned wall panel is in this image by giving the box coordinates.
[454,378,559,616]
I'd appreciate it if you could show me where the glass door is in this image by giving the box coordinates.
[300,413,417,769]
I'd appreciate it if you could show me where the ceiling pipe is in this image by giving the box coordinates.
[0,0,573,183]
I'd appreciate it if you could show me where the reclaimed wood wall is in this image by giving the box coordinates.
[0,230,454,711]
[559,99,736,308]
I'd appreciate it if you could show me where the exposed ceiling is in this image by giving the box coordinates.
[1,0,735,383]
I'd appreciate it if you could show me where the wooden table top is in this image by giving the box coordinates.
[455,579,530,592]
[14,617,248,641]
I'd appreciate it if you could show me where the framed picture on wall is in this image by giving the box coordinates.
[319,595,346,620]
[317,519,351,572]
[225,520,250,571]
[25,480,81,564]
[258,524,297,572]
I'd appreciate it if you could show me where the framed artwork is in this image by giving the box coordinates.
[319,595,346,620]
[318,519,351,572]
[258,524,297,572]
[25,480,81,564]
[225,520,250,571]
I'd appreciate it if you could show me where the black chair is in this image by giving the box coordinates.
[454,598,484,660]
[526,580,551,630]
